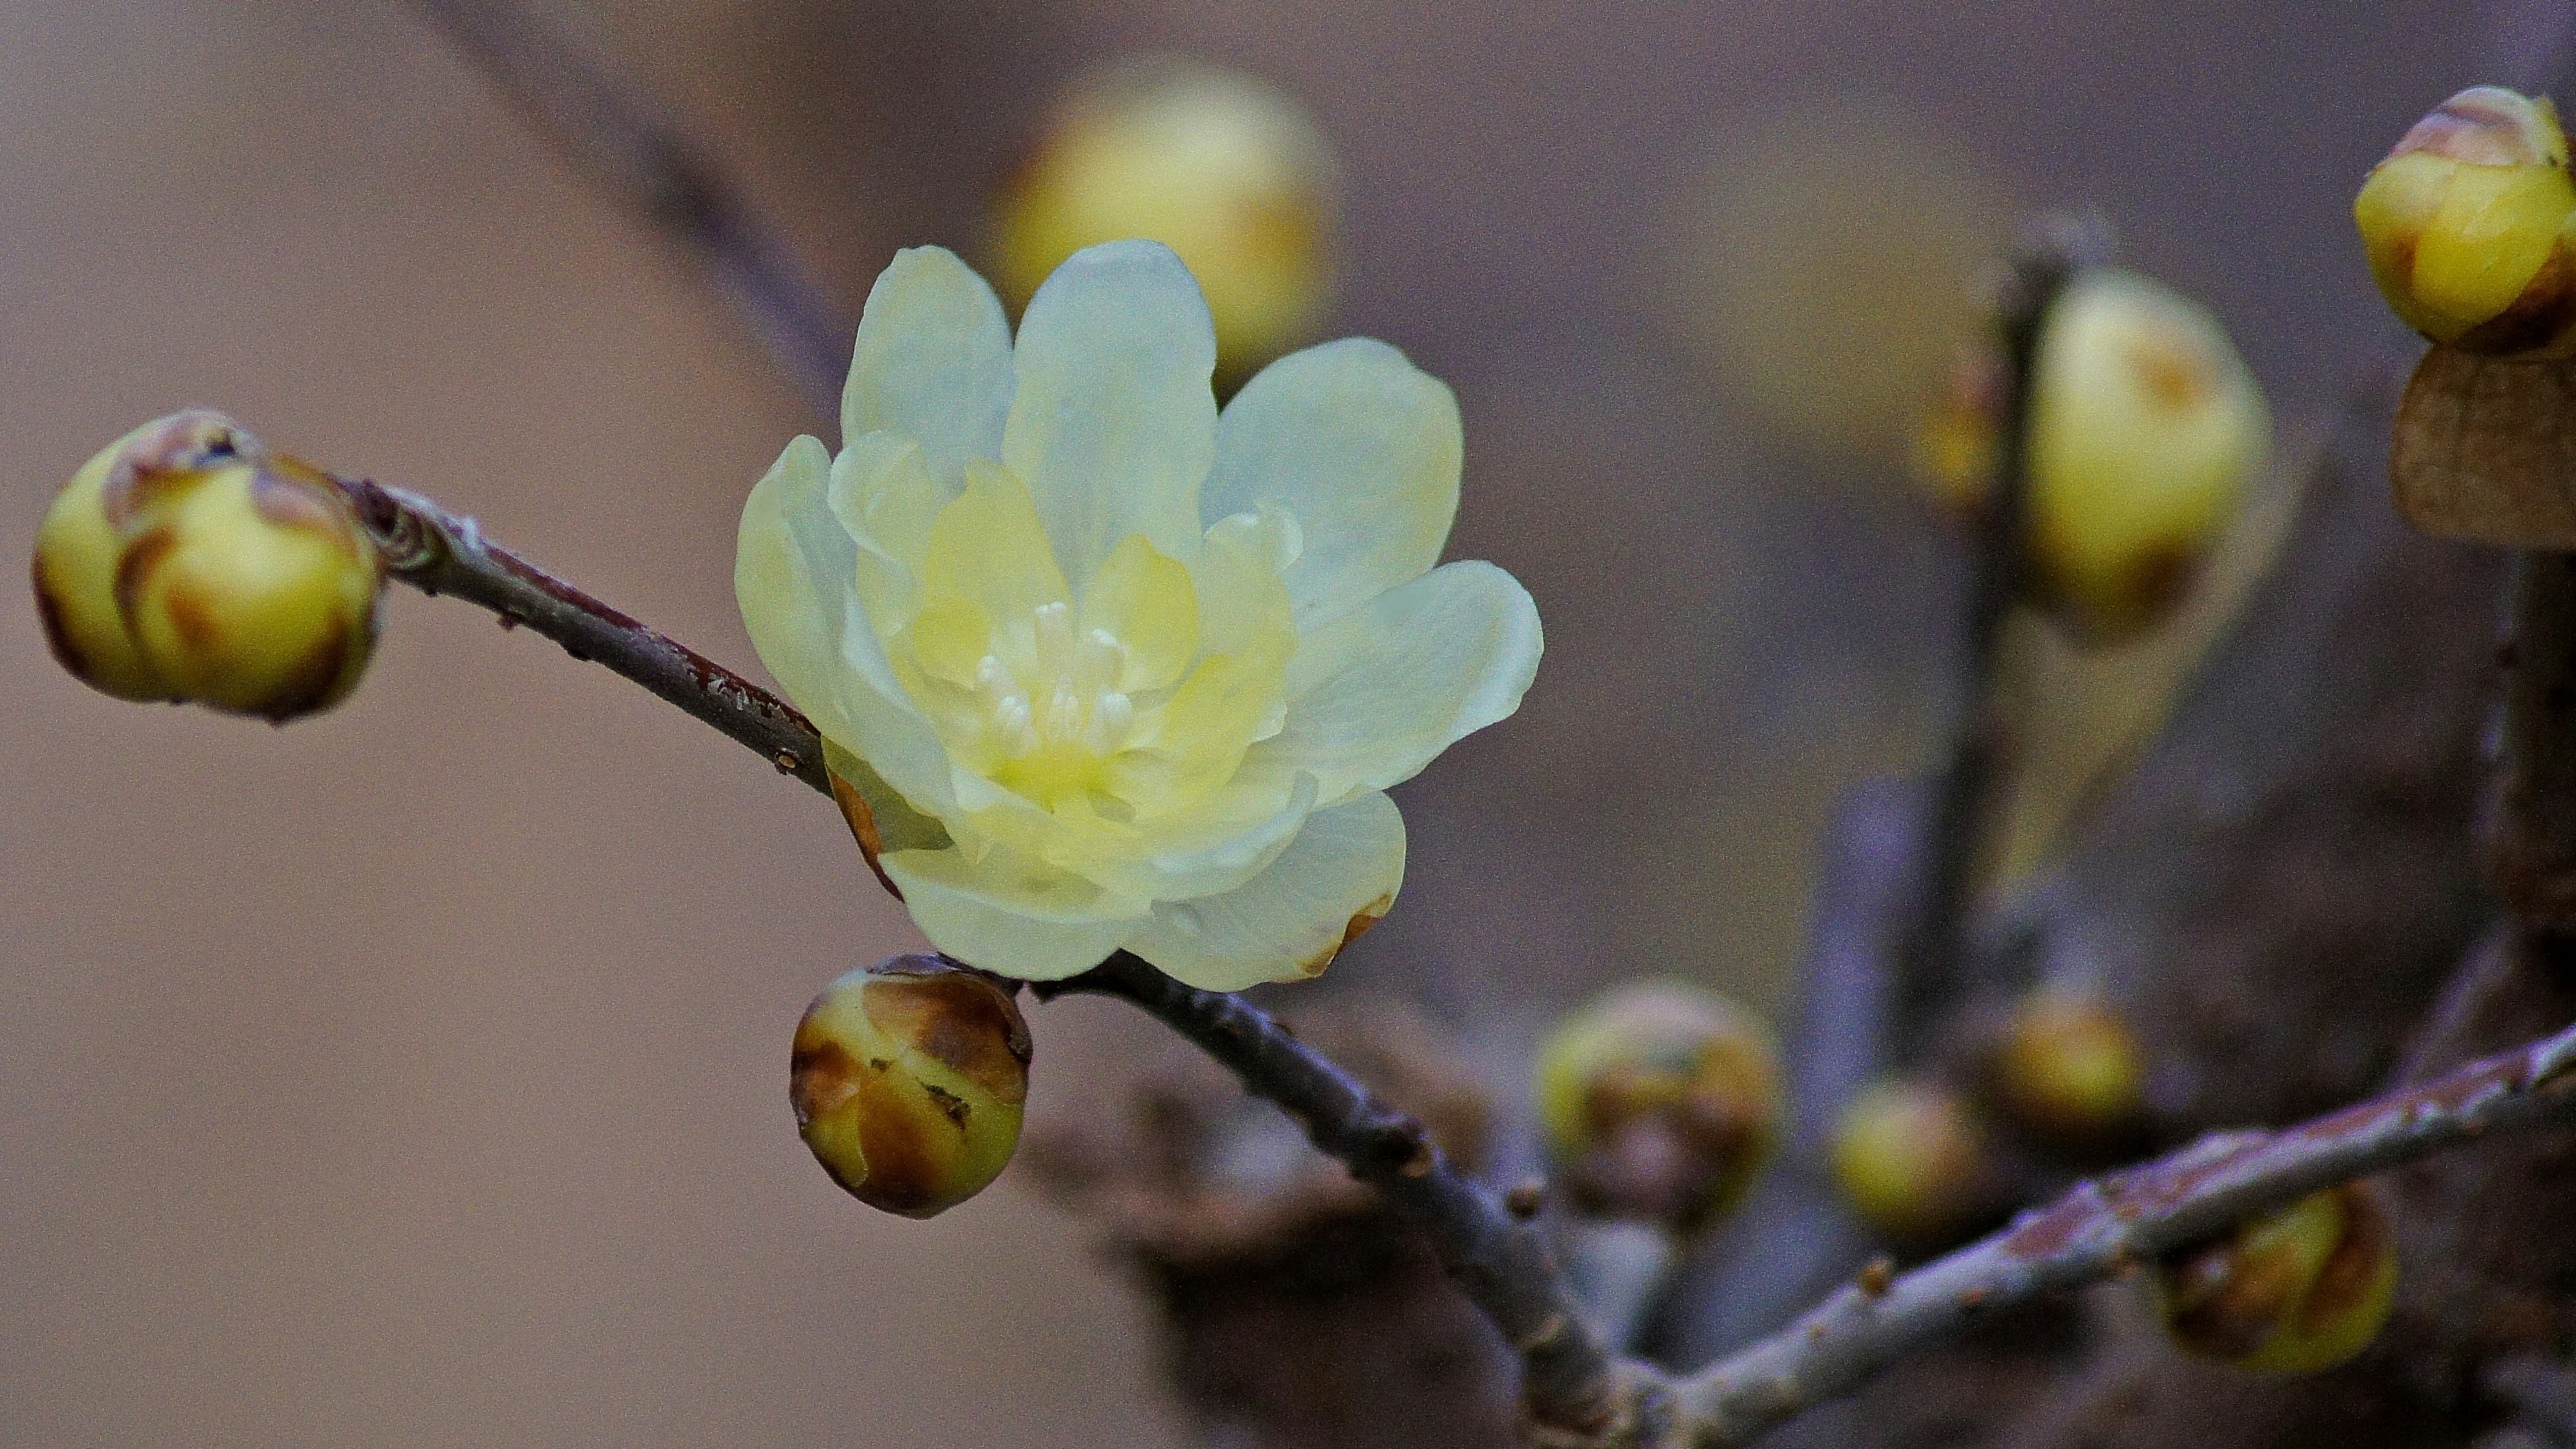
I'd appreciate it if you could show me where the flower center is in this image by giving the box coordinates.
[973,600,1140,808]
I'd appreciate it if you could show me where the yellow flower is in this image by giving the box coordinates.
[2355,86,2576,356]
[737,241,1541,989]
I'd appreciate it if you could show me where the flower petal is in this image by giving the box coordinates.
[1205,337,1461,624]
[881,843,1143,980]
[828,432,949,639]
[1001,239,1217,590]
[1082,533,1199,692]
[1122,790,1406,991]
[920,462,1072,625]
[843,247,1016,484]
[735,434,960,812]
[1273,559,1542,803]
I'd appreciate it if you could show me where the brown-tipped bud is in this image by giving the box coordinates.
[1829,1079,1992,1248]
[32,410,384,721]
[1988,989,2148,1150]
[790,955,1032,1218]
[2357,87,2576,358]
[1910,269,2269,642]
[2151,1181,2398,1374]
[1533,981,1784,1236]
[993,57,1337,384]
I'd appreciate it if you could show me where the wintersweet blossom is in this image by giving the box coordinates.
[736,240,1541,989]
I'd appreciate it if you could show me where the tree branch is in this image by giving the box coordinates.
[1898,244,2078,1052]
[1032,951,1644,1446]
[410,0,849,415]
[1660,1014,2576,1447]
[332,473,833,797]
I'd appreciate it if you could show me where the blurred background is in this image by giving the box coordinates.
[0,1,2540,1445]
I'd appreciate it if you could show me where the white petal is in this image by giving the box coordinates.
[734,434,958,813]
[1207,337,1461,624]
[1273,560,1542,803]
[843,246,1017,482]
[1001,239,1216,590]
[882,844,1144,981]
[1122,791,1406,991]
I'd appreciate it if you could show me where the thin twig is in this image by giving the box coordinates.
[410,0,849,414]
[1898,246,2078,1049]
[2488,551,2576,930]
[333,473,833,797]
[1032,951,1648,1446]
[1662,1014,2576,1447]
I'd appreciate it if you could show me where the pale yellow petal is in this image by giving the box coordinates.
[843,246,1016,482]
[1273,560,1542,802]
[735,434,959,813]
[828,432,949,638]
[904,594,996,692]
[1082,533,1199,692]
[881,843,1143,980]
[1123,790,1405,991]
[1206,337,1460,623]
[1106,635,1291,816]
[1087,754,1314,902]
[822,739,951,857]
[1189,506,1300,659]
[920,462,1072,624]
[1000,239,1216,589]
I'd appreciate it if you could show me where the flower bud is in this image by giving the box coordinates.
[1989,989,2148,1150]
[2151,1181,2398,1374]
[994,58,1336,382]
[1911,269,2269,641]
[2356,87,2576,357]
[1829,1079,1990,1248]
[790,954,1032,1218]
[1533,981,1784,1236]
[32,410,384,720]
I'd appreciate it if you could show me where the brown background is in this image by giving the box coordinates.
[0,2,2519,1445]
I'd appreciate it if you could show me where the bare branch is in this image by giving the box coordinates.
[1662,1015,2576,1447]
[409,0,849,413]
[1898,243,2078,1050]
[332,472,833,797]
[1032,952,1648,1446]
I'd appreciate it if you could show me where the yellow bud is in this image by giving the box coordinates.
[1989,990,2148,1149]
[2151,1181,2398,1375]
[1829,1079,1990,1248]
[790,955,1032,1218]
[1533,982,1784,1236]
[32,410,384,721]
[1909,270,2268,640]
[2025,268,2270,640]
[2356,87,2576,356]
[993,58,1336,383]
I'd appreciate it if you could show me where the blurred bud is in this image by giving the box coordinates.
[2356,87,2576,357]
[790,955,1032,1218]
[1917,269,2270,641]
[1988,989,2147,1149]
[1829,1079,1990,1248]
[32,410,384,720]
[2151,1181,2398,1374]
[994,58,1336,382]
[1533,981,1784,1236]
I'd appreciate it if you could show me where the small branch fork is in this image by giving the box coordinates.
[328,466,2576,1447]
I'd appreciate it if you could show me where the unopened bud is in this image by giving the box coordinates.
[1989,990,2148,1150]
[1533,981,1784,1236]
[1829,1079,1991,1248]
[2356,87,2576,357]
[1912,269,2268,641]
[2151,1181,2398,1374]
[32,411,383,720]
[994,58,1336,382]
[790,955,1032,1218]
